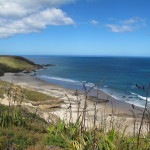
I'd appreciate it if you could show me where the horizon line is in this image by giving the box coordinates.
[1,54,150,58]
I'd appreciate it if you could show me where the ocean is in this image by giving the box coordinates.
[24,55,150,108]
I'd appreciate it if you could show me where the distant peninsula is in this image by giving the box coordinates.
[0,55,54,76]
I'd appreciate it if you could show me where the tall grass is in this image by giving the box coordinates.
[0,110,26,128]
[45,119,150,149]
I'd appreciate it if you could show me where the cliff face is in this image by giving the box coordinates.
[0,55,36,76]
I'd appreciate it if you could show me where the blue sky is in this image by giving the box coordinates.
[0,0,150,56]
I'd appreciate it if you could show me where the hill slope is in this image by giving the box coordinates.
[0,55,36,76]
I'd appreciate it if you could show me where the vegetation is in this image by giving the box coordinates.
[0,60,150,149]
[0,104,48,150]
[0,80,11,98]
[0,103,150,150]
[44,83,150,150]
[0,80,61,149]
[0,80,57,102]
[25,89,57,102]
[0,55,36,76]
[44,119,150,150]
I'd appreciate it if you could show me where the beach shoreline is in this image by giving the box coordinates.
[0,72,140,112]
[0,72,147,134]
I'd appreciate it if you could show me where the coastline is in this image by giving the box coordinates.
[0,72,147,134]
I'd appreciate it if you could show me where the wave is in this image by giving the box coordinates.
[38,75,95,87]
[36,75,149,108]
[39,75,80,83]
[131,92,150,102]
[125,101,145,108]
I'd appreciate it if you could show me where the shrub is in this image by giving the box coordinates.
[44,134,68,148]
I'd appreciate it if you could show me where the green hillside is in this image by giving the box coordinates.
[0,55,36,76]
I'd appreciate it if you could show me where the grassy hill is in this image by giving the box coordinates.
[0,55,36,76]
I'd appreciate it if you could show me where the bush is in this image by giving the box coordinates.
[44,134,68,148]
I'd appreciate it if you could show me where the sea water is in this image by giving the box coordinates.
[24,55,150,108]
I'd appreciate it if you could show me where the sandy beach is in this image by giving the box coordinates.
[0,72,147,134]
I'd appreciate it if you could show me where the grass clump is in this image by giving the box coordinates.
[44,134,68,148]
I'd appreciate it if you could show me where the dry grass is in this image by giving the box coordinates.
[0,80,58,102]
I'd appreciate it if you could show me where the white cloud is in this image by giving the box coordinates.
[105,17,145,33]
[0,0,75,38]
[90,20,99,25]
[0,0,75,18]
[106,24,134,33]
[121,17,145,25]
[122,18,138,24]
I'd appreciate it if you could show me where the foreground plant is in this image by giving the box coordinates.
[44,119,150,150]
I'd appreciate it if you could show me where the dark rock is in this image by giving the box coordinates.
[88,96,109,103]
[23,70,32,73]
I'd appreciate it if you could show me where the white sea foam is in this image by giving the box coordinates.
[39,75,95,87]
[86,82,95,87]
[130,92,137,95]
[126,101,145,108]
[100,89,120,100]
[131,92,150,102]
[40,75,80,83]
[37,75,149,107]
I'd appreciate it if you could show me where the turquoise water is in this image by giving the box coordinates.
[24,55,150,108]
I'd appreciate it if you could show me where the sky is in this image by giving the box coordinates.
[0,0,150,56]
